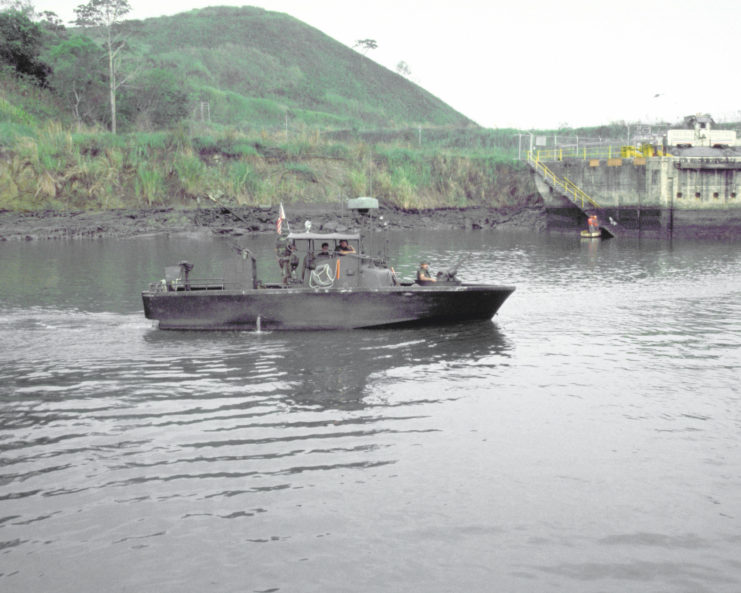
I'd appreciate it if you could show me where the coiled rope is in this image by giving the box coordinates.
[309,263,335,288]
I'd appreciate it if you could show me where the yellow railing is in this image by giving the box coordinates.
[527,155,601,209]
[528,145,670,162]
[563,177,600,209]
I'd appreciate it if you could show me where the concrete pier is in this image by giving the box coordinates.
[532,152,741,238]
[530,115,741,238]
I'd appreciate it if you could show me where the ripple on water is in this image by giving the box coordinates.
[2,233,741,593]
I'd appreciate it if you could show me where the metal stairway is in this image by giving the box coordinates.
[526,153,626,238]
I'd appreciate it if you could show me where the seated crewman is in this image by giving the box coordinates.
[416,261,437,285]
[335,239,355,255]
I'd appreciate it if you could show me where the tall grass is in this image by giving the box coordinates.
[0,123,537,211]
[136,165,164,206]
[224,160,261,204]
[173,152,206,196]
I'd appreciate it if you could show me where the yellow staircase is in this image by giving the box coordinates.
[527,154,601,209]
[526,152,625,238]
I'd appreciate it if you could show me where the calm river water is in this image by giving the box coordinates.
[1,229,740,593]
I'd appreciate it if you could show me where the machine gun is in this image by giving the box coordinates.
[436,256,464,284]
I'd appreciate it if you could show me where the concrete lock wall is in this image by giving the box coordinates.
[535,156,741,236]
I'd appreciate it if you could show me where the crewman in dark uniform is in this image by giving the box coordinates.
[276,235,299,283]
[276,234,289,278]
[287,243,299,281]
[416,261,437,285]
[335,239,355,255]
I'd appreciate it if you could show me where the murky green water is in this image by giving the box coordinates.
[1,230,740,592]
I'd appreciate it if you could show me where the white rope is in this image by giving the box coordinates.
[309,263,335,288]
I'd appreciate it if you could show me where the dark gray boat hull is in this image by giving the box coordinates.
[142,284,515,330]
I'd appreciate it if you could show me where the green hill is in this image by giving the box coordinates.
[125,6,474,130]
[1,4,474,133]
[1,5,542,212]
[131,7,472,128]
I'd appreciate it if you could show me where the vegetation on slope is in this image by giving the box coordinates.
[6,4,734,215]
[127,6,474,131]
[0,4,537,212]
[0,106,534,211]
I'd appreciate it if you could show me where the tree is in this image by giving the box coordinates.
[47,35,107,126]
[121,68,188,130]
[0,0,34,16]
[353,38,377,54]
[396,61,411,77]
[38,10,66,34]
[0,9,50,85]
[73,0,131,133]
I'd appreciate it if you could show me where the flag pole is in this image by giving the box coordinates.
[276,202,291,235]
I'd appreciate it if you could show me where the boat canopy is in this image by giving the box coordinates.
[347,197,378,210]
[286,232,361,241]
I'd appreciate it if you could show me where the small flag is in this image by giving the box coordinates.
[276,203,286,235]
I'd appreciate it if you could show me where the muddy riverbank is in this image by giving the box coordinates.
[0,203,546,241]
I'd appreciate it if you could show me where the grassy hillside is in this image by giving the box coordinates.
[0,5,537,213]
[125,6,474,131]
[0,114,536,212]
[10,5,715,214]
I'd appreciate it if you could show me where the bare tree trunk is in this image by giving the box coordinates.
[109,49,116,133]
[72,82,82,129]
[107,27,116,134]
[74,0,131,134]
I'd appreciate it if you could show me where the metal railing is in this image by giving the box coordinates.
[526,154,601,209]
[563,176,600,209]
[527,144,669,162]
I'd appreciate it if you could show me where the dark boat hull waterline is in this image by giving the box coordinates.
[142,284,515,330]
[142,197,515,331]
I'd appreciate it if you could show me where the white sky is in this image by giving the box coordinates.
[31,0,741,129]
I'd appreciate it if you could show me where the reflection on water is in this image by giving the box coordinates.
[1,230,740,593]
[139,320,511,409]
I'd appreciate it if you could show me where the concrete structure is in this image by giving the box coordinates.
[528,115,741,238]
[667,114,736,148]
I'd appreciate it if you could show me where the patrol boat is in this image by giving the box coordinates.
[141,198,515,330]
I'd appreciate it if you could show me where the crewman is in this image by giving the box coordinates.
[416,261,437,285]
[276,235,299,283]
[335,239,355,255]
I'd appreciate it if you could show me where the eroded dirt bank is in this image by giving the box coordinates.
[0,203,546,241]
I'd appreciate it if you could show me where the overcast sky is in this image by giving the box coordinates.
[30,0,741,129]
